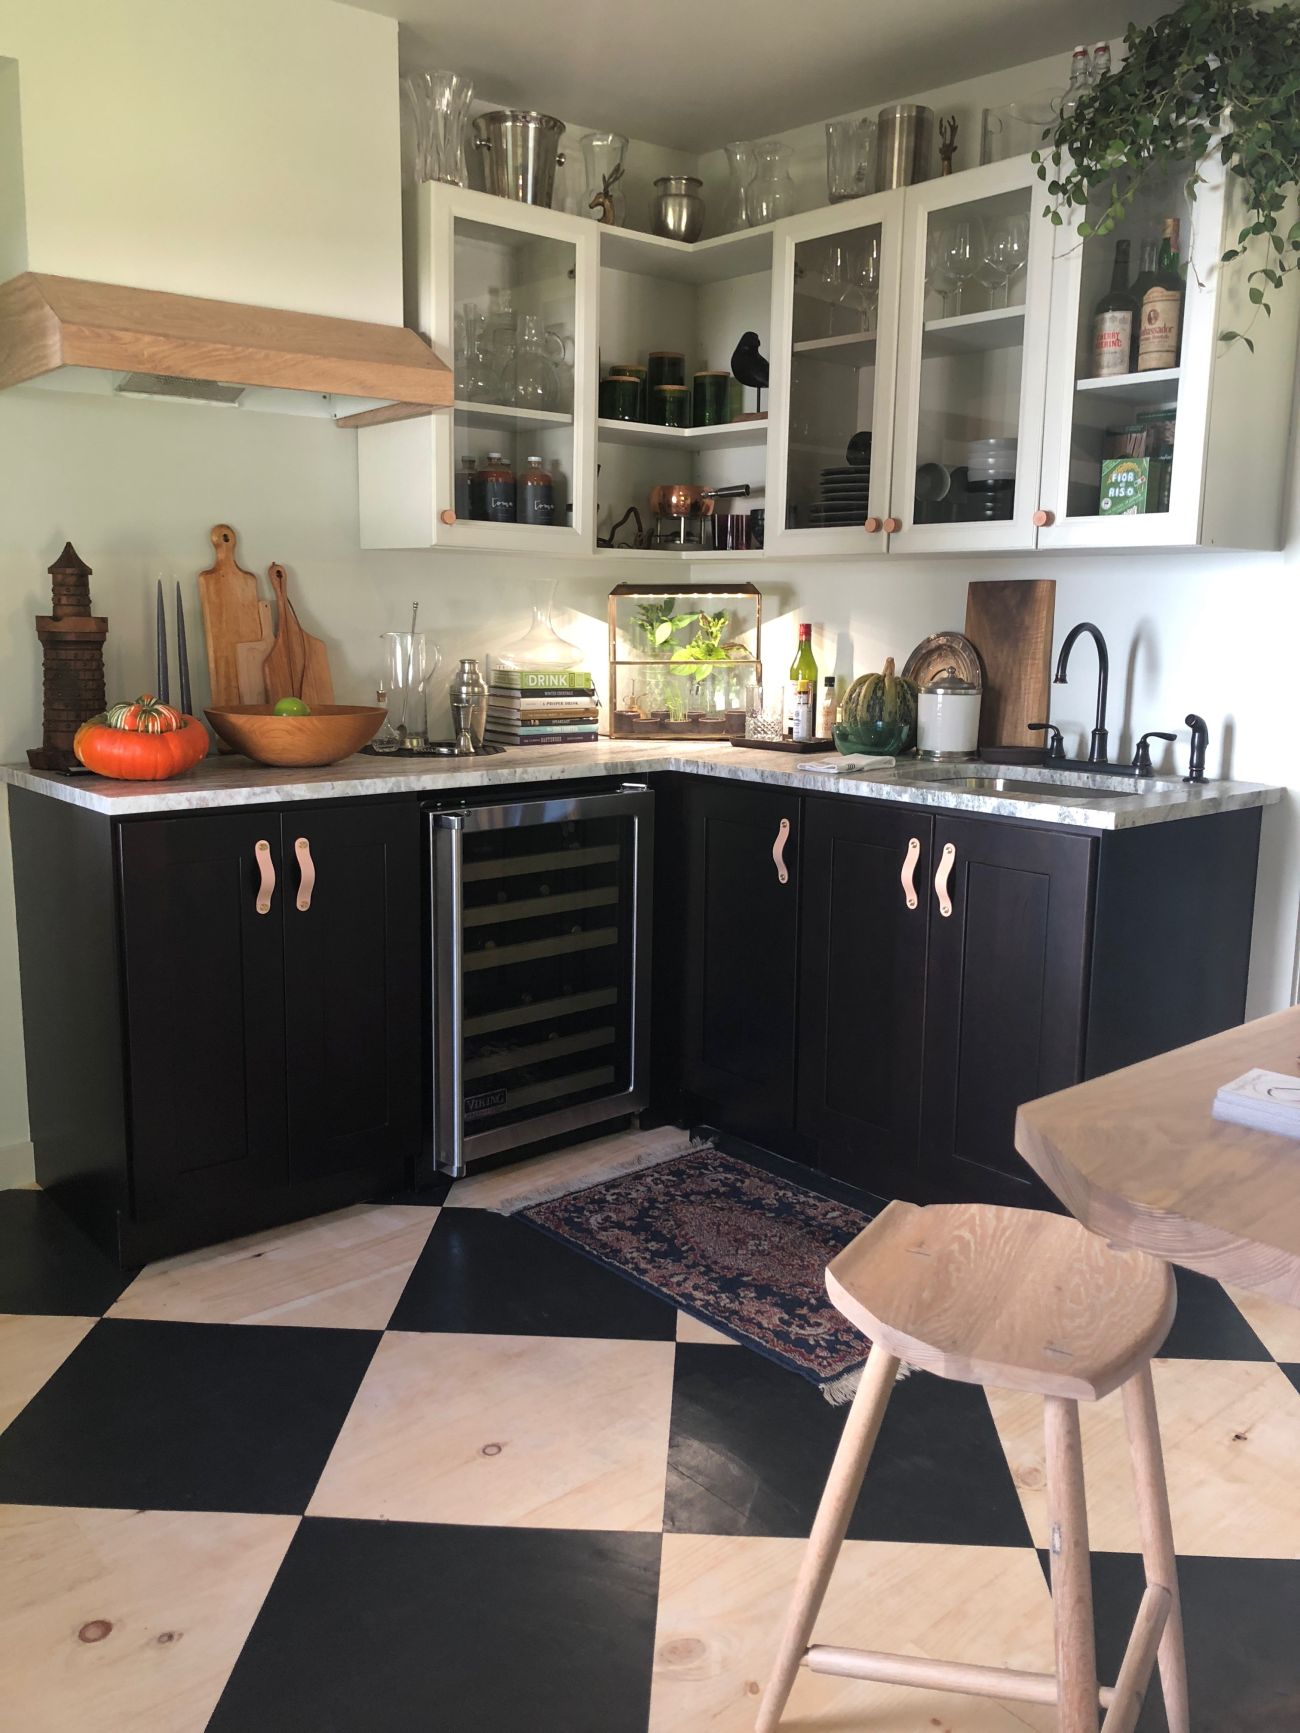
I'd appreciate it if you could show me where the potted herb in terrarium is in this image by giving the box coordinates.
[607,583,762,739]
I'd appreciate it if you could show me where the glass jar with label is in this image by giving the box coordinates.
[518,456,556,526]
[479,452,516,523]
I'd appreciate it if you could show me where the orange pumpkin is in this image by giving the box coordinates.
[74,694,209,780]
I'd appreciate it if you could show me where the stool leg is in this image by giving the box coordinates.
[1121,1364,1189,1733]
[755,1342,900,1733]
[1043,1395,1100,1733]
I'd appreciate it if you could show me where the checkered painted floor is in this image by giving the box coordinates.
[2,1128,1299,1731]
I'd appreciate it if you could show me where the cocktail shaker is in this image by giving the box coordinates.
[449,657,489,753]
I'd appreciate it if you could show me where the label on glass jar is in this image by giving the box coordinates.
[482,479,516,523]
[519,481,555,525]
[1137,289,1181,371]
[1092,310,1133,377]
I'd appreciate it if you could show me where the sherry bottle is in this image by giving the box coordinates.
[1137,218,1183,373]
[1091,239,1136,377]
[788,624,817,741]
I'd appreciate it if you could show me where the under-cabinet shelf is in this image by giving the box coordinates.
[596,545,767,561]
[596,416,768,448]
[921,305,1027,356]
[792,331,878,366]
[454,400,575,432]
[598,223,776,284]
[1073,368,1181,405]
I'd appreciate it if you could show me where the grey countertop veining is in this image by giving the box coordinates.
[0,741,1282,831]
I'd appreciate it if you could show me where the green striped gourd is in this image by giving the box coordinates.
[842,658,918,732]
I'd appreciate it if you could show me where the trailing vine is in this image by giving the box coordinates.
[1033,0,1300,349]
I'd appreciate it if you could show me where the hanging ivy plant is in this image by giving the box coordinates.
[1033,0,1300,349]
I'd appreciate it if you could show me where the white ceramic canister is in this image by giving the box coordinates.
[916,667,981,760]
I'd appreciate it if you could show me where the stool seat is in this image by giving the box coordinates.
[826,1200,1175,1402]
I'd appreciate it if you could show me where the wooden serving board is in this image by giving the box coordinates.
[197,525,263,712]
[234,601,275,704]
[963,578,1056,749]
[262,563,334,707]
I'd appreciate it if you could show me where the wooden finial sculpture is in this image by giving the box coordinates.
[938,115,959,176]
[27,542,108,771]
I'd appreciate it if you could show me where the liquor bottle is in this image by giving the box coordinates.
[518,456,555,526]
[1058,45,1090,119]
[788,624,817,741]
[1091,239,1137,378]
[1127,239,1159,369]
[1089,42,1112,84]
[820,676,837,739]
[1137,218,1183,372]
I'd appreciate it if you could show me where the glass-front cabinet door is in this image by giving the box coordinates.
[764,193,904,558]
[888,157,1054,553]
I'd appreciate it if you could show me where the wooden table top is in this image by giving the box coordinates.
[1016,1007,1300,1307]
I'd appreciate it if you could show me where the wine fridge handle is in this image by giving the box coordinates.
[934,840,956,918]
[900,836,920,910]
[254,839,275,915]
[772,817,791,885]
[432,814,466,1176]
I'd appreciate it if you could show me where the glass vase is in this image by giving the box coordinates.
[581,131,628,223]
[402,70,474,187]
[748,140,796,225]
[722,141,755,231]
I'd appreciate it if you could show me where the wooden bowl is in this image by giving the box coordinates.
[205,704,386,767]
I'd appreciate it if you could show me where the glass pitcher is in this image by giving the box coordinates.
[458,305,500,404]
[748,140,796,225]
[377,631,441,750]
[507,313,564,411]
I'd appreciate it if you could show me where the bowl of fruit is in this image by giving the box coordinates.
[205,698,386,767]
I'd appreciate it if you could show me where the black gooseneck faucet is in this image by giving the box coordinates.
[1053,621,1110,765]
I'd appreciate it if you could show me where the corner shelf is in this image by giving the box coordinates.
[598,223,776,285]
[596,416,768,449]
[922,305,1026,357]
[454,400,574,433]
[792,331,877,367]
[1074,368,1181,405]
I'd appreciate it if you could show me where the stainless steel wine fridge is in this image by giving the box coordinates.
[427,784,653,1176]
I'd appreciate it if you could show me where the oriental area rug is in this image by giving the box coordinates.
[513,1141,876,1403]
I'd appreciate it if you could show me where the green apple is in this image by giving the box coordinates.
[273,696,311,716]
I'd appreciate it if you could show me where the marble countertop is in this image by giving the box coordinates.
[1,740,1282,832]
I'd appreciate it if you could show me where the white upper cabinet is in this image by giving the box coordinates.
[1036,152,1300,552]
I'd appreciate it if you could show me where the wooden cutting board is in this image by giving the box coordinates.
[234,601,276,704]
[963,578,1056,749]
[198,525,263,711]
[262,563,334,707]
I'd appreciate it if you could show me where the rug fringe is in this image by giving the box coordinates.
[819,1360,912,1406]
[495,1136,717,1216]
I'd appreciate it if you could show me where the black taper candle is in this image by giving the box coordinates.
[175,582,192,716]
[155,579,170,703]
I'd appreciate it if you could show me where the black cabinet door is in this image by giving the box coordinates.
[797,799,933,1196]
[118,811,288,1221]
[920,815,1095,1205]
[281,800,421,1186]
[681,780,801,1139]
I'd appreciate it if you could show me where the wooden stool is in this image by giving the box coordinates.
[756,1200,1188,1733]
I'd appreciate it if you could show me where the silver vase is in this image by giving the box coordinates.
[449,656,489,752]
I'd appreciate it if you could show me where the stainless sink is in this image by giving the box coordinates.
[938,776,1147,801]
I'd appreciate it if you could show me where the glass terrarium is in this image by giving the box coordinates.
[608,583,762,739]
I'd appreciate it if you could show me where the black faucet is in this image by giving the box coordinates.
[1054,622,1110,765]
[1184,713,1209,784]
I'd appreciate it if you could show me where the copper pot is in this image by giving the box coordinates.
[648,482,751,519]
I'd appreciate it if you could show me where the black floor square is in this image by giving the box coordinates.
[208,1518,661,1733]
[1155,1266,1271,1360]
[389,1208,677,1340]
[1081,1550,1300,1731]
[665,1344,1031,1547]
[0,1318,376,1514]
[0,1189,133,1315]
[1281,1363,1300,1401]
[370,1173,453,1207]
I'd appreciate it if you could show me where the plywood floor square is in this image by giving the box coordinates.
[988,1355,1300,1558]
[0,1314,96,1432]
[675,1311,738,1346]
[308,1330,675,1530]
[442,1127,688,1212]
[1227,1283,1300,1362]
[649,1532,1057,1731]
[0,1503,296,1733]
[108,1205,437,1330]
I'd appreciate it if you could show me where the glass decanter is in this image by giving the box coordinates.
[458,305,499,403]
[507,313,564,411]
[494,582,584,672]
[748,140,796,225]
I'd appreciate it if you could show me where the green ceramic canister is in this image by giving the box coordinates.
[599,373,642,421]
[650,383,690,427]
[692,370,731,426]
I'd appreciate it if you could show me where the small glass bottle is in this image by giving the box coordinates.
[479,451,516,523]
[820,676,837,738]
[1089,41,1112,85]
[518,456,555,527]
[1058,45,1090,119]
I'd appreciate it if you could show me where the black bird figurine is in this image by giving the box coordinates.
[729,330,769,417]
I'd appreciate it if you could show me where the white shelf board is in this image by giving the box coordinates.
[922,305,1027,357]
[596,416,768,449]
[792,331,877,367]
[598,223,775,284]
[595,545,766,561]
[1074,367,1181,405]
[454,399,574,432]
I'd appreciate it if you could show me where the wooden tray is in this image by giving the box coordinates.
[730,735,836,753]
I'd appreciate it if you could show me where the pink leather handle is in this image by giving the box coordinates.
[772,817,791,886]
[934,840,956,918]
[254,839,275,915]
[900,836,921,911]
[295,836,316,913]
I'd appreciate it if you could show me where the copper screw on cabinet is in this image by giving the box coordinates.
[27,542,108,772]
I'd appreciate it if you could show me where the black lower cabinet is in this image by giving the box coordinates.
[918,814,1094,1206]
[679,779,801,1144]
[797,798,932,1196]
[12,788,422,1263]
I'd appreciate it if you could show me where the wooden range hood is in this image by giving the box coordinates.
[0,272,452,427]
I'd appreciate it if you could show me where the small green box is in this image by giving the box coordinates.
[1100,456,1150,515]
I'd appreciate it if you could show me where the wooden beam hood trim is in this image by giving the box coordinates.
[0,272,453,417]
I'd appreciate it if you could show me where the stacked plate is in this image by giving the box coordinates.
[808,462,872,528]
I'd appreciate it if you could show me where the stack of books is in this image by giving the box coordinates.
[484,669,600,748]
[1211,1068,1300,1141]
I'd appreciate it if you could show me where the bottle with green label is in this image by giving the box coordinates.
[788,623,817,740]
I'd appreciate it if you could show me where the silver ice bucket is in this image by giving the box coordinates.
[472,110,567,206]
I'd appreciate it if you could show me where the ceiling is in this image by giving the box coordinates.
[353,0,1159,152]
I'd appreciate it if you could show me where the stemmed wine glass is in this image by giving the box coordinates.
[817,243,846,336]
[936,218,983,317]
[925,231,960,318]
[838,232,882,333]
[981,215,1030,308]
